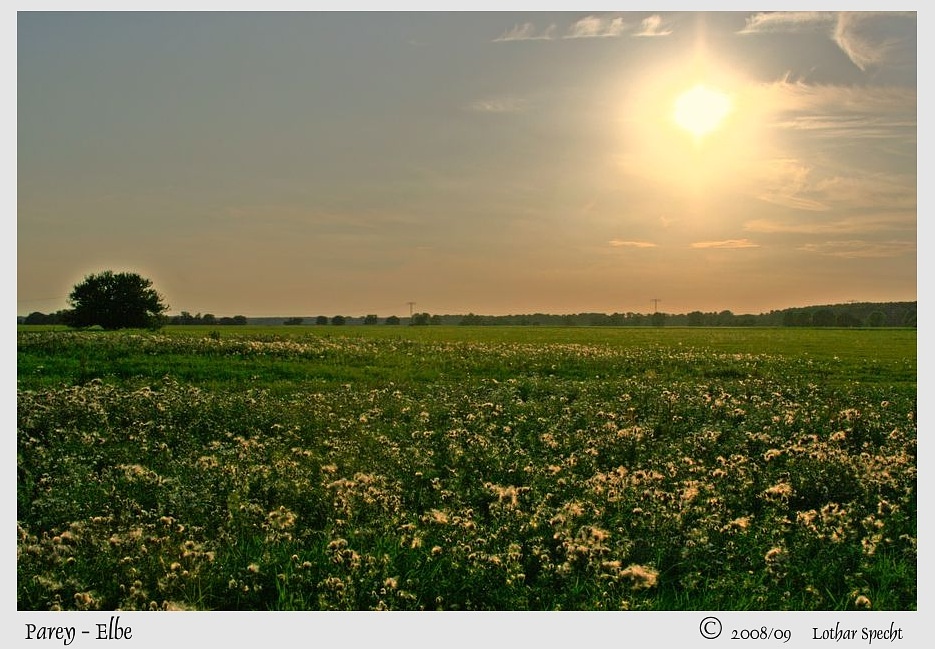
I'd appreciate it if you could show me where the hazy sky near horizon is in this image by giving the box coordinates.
[17,10,917,317]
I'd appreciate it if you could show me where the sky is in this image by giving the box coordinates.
[16,8,918,318]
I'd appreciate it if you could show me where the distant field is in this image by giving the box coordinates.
[17,326,916,610]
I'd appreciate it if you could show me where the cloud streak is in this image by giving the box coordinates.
[737,11,836,34]
[745,213,915,235]
[739,11,915,72]
[798,240,915,258]
[766,75,916,114]
[495,14,671,42]
[635,15,673,37]
[564,16,628,39]
[751,154,915,214]
[833,12,890,72]
[752,159,830,212]
[609,240,657,248]
[493,22,556,42]
[774,115,916,140]
[691,240,760,250]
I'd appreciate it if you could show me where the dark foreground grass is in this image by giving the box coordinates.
[17,326,916,610]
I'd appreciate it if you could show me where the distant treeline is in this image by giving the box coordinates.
[20,310,249,326]
[166,312,248,326]
[20,301,916,328]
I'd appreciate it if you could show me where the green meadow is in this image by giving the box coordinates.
[17,326,916,611]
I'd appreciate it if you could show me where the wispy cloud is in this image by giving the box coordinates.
[752,156,915,213]
[737,11,836,35]
[609,239,657,248]
[691,239,760,249]
[467,97,528,114]
[757,194,830,212]
[798,240,915,258]
[833,12,889,72]
[564,16,628,39]
[495,14,671,43]
[493,22,556,42]
[761,78,916,150]
[768,75,916,110]
[753,159,830,212]
[635,15,673,37]
[745,212,915,235]
[774,115,916,140]
[738,11,915,71]
[813,175,916,211]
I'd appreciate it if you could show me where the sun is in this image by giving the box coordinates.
[616,59,771,198]
[673,84,732,139]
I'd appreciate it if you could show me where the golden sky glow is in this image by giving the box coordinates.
[16,10,917,317]
[673,84,733,138]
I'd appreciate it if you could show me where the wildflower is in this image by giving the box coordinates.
[820,502,847,522]
[797,510,818,529]
[162,601,192,611]
[861,534,882,556]
[764,482,793,500]
[680,483,700,506]
[322,577,345,591]
[877,500,896,516]
[619,564,659,590]
[73,592,96,609]
[722,516,751,533]
[764,547,783,563]
[426,509,449,525]
[854,595,872,609]
[840,408,861,422]
[485,483,527,509]
[267,506,297,530]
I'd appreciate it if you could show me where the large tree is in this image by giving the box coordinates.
[64,270,168,330]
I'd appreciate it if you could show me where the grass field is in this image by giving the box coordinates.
[16,325,917,611]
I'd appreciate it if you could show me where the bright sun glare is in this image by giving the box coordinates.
[673,84,732,138]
